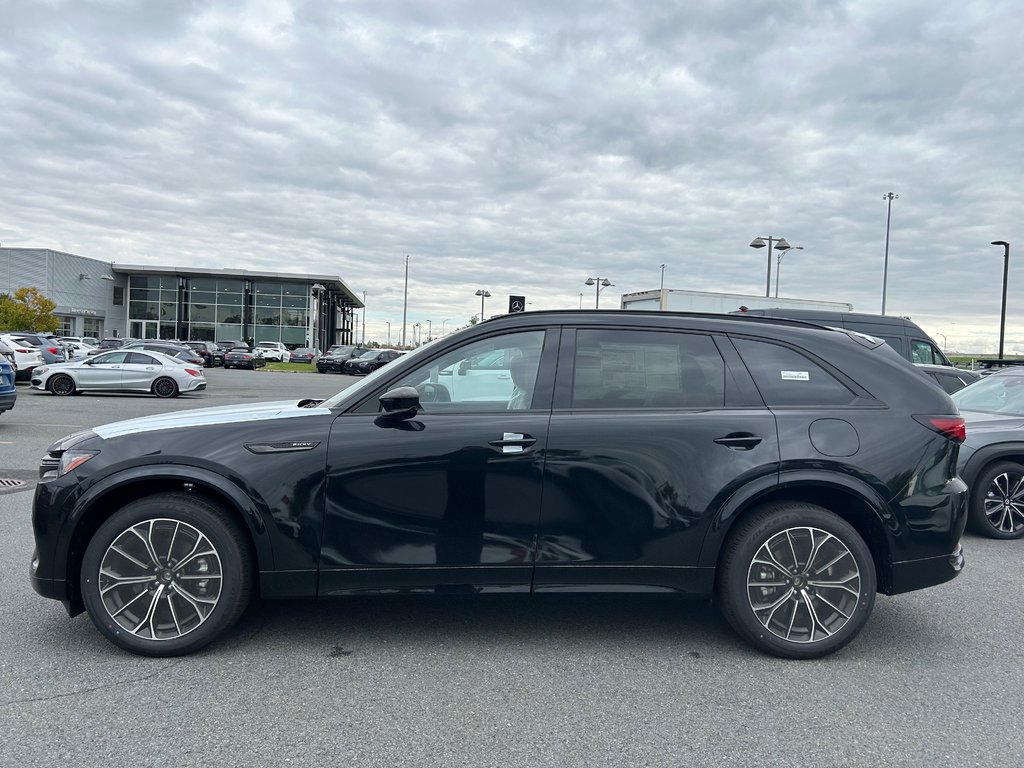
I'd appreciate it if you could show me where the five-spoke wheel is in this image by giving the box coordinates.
[81,494,253,656]
[718,502,876,658]
[969,461,1024,539]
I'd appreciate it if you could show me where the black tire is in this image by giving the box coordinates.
[80,493,253,656]
[717,501,876,659]
[48,374,76,396]
[152,377,179,398]
[968,461,1024,539]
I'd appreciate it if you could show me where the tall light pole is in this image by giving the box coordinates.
[427,319,432,341]
[881,192,898,314]
[992,240,1011,359]
[401,255,409,347]
[414,322,421,346]
[361,291,367,345]
[578,292,584,309]
[749,236,790,298]
[584,277,613,308]
[386,321,391,347]
[441,318,451,336]
[774,245,804,298]
[475,289,491,322]
[660,263,666,290]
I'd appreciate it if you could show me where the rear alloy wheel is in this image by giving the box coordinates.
[969,461,1024,539]
[80,493,253,656]
[718,502,876,659]
[49,374,76,396]
[152,377,179,398]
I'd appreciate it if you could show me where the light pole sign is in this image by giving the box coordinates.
[508,295,526,313]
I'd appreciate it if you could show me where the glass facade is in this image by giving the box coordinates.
[125,274,341,347]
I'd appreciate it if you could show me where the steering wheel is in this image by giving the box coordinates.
[417,382,451,403]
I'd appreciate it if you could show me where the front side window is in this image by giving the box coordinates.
[571,329,725,409]
[386,331,545,411]
[733,338,856,406]
[911,340,944,365]
[94,352,129,365]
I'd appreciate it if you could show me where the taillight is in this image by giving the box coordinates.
[913,415,966,443]
[47,347,59,354]
[184,368,201,376]
[15,348,31,353]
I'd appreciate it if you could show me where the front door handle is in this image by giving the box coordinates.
[488,432,537,454]
[713,433,763,450]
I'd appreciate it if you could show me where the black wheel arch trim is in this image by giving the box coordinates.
[959,442,1024,488]
[53,464,276,590]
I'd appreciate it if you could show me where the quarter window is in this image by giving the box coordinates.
[571,330,725,409]
[733,338,856,406]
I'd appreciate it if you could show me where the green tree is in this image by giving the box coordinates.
[0,287,59,332]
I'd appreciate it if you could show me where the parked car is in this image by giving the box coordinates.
[122,341,206,367]
[951,369,1024,539]
[3,332,67,365]
[341,349,404,375]
[254,342,291,362]
[915,364,982,394]
[63,341,98,360]
[59,336,99,346]
[0,357,15,415]
[0,339,17,370]
[185,341,223,367]
[216,340,250,352]
[94,337,136,351]
[288,347,321,364]
[31,349,206,398]
[29,310,967,659]
[223,346,266,370]
[316,345,372,373]
[0,333,45,381]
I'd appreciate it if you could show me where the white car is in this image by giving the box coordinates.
[31,349,207,398]
[63,341,98,359]
[254,341,291,362]
[0,333,45,381]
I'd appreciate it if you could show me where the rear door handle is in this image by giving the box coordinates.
[488,432,537,454]
[713,433,763,450]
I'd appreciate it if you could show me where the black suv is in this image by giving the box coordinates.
[29,311,967,658]
[316,345,371,373]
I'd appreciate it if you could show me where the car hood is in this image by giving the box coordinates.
[960,409,1024,434]
[92,399,333,439]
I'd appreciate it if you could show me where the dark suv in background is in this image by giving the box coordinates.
[30,310,967,659]
[316,345,372,373]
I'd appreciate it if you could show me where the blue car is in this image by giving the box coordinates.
[0,358,16,415]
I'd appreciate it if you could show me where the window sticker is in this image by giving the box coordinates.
[780,370,810,381]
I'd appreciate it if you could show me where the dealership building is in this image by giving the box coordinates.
[0,247,364,349]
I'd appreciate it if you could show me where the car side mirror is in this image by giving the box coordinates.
[458,360,470,376]
[377,386,421,422]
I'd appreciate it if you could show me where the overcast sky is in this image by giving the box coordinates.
[1,0,1022,351]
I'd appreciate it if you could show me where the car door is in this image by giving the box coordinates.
[534,326,781,593]
[78,351,129,390]
[122,351,162,390]
[319,328,555,595]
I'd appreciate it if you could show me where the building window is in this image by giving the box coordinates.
[113,287,124,306]
[82,318,103,338]
[56,316,74,336]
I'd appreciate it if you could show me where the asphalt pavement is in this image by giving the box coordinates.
[1,368,1022,767]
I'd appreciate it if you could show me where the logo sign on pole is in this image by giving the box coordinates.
[508,295,526,313]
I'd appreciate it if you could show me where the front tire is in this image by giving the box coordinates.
[717,502,876,659]
[48,374,76,396]
[80,494,253,656]
[968,461,1024,539]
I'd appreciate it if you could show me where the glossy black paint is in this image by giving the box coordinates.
[31,310,967,619]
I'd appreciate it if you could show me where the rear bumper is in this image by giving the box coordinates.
[0,391,15,412]
[888,543,965,595]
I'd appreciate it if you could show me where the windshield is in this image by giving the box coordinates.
[357,350,379,360]
[952,373,1024,415]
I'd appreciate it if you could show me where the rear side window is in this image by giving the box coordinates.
[572,329,725,409]
[733,338,857,406]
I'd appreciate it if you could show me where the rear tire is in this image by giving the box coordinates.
[717,501,876,659]
[80,493,254,656]
[153,377,179,398]
[968,461,1024,539]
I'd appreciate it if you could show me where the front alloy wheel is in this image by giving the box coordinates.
[969,461,1024,539]
[718,502,876,659]
[81,494,253,656]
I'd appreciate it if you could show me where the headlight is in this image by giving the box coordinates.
[58,450,98,476]
[35,366,49,375]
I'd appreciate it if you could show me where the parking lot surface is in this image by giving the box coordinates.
[1,368,1022,767]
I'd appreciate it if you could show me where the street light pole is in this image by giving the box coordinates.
[427,319,432,341]
[774,245,804,298]
[992,240,1011,359]
[401,255,409,347]
[475,289,491,322]
[749,236,791,298]
[361,291,367,345]
[386,321,391,347]
[660,263,666,290]
[584,277,613,308]
[881,192,898,314]
[441,318,451,336]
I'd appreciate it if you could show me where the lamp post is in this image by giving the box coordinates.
[584,277,614,308]
[475,289,491,322]
[427,319,432,341]
[361,291,367,345]
[386,321,391,347]
[578,292,584,309]
[774,245,804,298]
[401,255,409,347]
[660,263,666,290]
[992,240,1011,360]
[749,236,791,298]
[441,318,451,336]
[881,192,898,314]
